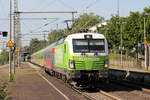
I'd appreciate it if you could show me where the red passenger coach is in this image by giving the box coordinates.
[44,60,52,69]
[44,43,56,69]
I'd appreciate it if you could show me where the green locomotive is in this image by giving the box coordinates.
[31,32,109,87]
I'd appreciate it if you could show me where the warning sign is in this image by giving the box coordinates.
[6,40,14,47]
[16,48,19,52]
[144,40,148,44]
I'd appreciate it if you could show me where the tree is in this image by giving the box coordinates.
[46,13,104,45]
[97,6,150,59]
[47,29,65,44]
[72,13,104,32]
[25,38,48,54]
[99,11,144,51]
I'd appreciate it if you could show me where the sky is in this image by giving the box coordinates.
[0,0,150,49]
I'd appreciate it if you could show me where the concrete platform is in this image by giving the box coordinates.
[7,62,85,100]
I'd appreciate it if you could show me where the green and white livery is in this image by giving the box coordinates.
[32,32,109,87]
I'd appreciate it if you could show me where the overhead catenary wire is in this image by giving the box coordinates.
[0,18,59,20]
[16,10,77,46]
[22,21,34,31]
[84,0,100,12]
[38,0,57,11]
[21,19,58,36]
[72,0,102,31]
[73,0,101,25]
[20,18,58,34]
[57,0,75,10]
[29,19,58,33]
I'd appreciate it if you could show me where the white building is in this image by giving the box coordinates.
[89,21,108,32]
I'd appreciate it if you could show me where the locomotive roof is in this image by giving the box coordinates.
[65,33,105,41]
[32,33,106,56]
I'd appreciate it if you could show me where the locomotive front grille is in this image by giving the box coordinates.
[92,61,104,69]
[75,61,104,70]
[75,61,85,69]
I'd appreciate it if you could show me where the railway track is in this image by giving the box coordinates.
[29,62,98,100]
[99,80,150,100]
[44,70,121,100]
[79,79,150,100]
[70,78,150,100]
[44,71,97,100]
[29,63,150,100]
[110,80,150,94]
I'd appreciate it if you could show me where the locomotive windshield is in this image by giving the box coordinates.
[73,39,105,53]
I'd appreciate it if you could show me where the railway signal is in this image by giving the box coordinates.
[0,31,8,37]
[2,31,8,37]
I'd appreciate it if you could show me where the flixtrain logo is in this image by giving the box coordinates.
[78,58,100,61]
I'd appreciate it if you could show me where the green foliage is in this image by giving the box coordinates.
[47,29,66,44]
[24,6,150,57]
[24,13,104,54]
[24,39,47,54]
[0,50,9,65]
[47,13,103,45]
[0,82,10,100]
[72,13,104,32]
[98,6,150,54]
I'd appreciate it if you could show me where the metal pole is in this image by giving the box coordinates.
[9,0,12,81]
[121,24,123,67]
[117,0,119,17]
[72,12,74,24]
[57,24,58,29]
[13,52,15,73]
[44,32,46,47]
[18,51,20,67]
[3,41,5,50]
[15,11,77,14]
[144,16,146,40]
[144,16,148,70]
[13,15,16,73]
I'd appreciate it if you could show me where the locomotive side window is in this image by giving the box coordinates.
[73,39,105,53]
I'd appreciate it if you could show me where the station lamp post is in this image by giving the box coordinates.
[9,0,13,81]
[144,13,150,70]
[116,21,126,67]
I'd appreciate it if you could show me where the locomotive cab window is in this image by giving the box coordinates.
[73,39,105,53]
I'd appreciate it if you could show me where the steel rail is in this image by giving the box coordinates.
[110,80,150,94]
[98,89,122,100]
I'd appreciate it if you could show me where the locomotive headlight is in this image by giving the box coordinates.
[104,60,109,68]
[69,60,75,69]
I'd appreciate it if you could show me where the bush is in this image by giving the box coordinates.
[0,82,10,100]
[0,50,9,65]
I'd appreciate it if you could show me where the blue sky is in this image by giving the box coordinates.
[0,0,150,49]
